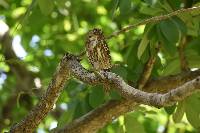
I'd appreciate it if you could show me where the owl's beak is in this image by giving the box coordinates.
[89,36,98,48]
[90,36,97,41]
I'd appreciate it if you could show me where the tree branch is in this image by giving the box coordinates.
[55,54,200,133]
[137,55,157,89]
[67,56,200,107]
[3,4,200,133]
[110,73,200,107]
[10,54,73,132]
[10,52,200,132]
[0,21,37,130]
[55,99,137,133]
[56,45,155,133]
[137,45,159,89]
[0,21,36,93]
[107,6,200,39]
[178,36,190,71]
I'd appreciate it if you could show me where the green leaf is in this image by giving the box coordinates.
[139,6,162,16]
[144,0,154,5]
[185,49,200,68]
[162,58,180,76]
[157,24,177,57]
[191,3,200,15]
[143,117,159,133]
[147,25,158,40]
[164,104,176,115]
[166,0,181,9]
[110,89,122,100]
[172,101,185,123]
[173,17,187,35]
[124,40,140,70]
[57,101,77,127]
[111,65,127,80]
[185,93,200,129]
[159,19,180,43]
[73,96,92,119]
[186,38,200,55]
[137,34,149,59]
[55,0,68,9]
[110,0,119,19]
[37,0,54,15]
[119,0,131,15]
[140,45,150,63]
[125,113,146,133]
[89,85,105,108]
[189,18,200,37]
[137,25,155,59]
[57,91,70,104]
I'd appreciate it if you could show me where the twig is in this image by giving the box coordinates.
[137,44,160,89]
[178,37,190,71]
[163,117,170,133]
[10,54,72,133]
[137,55,157,89]
[107,6,200,39]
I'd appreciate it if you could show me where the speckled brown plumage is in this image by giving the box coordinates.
[85,28,112,71]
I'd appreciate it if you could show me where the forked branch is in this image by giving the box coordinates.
[10,53,200,133]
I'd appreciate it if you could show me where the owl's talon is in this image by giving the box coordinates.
[93,71,104,81]
[92,70,110,95]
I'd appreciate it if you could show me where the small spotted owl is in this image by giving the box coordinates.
[85,28,112,71]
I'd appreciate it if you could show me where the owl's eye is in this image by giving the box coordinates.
[93,28,99,34]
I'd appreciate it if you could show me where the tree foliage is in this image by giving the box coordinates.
[0,0,200,132]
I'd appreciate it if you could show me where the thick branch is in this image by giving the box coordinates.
[55,54,200,133]
[0,22,35,92]
[107,72,200,107]
[10,54,73,132]
[56,100,137,133]
[10,53,200,132]
[0,21,36,130]
[57,48,155,133]
[107,6,200,39]
[67,54,200,107]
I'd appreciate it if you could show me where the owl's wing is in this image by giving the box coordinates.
[96,41,112,70]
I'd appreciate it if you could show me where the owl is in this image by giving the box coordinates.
[85,28,112,71]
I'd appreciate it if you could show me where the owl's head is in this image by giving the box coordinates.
[87,28,104,41]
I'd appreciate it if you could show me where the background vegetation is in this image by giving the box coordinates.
[0,0,200,132]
